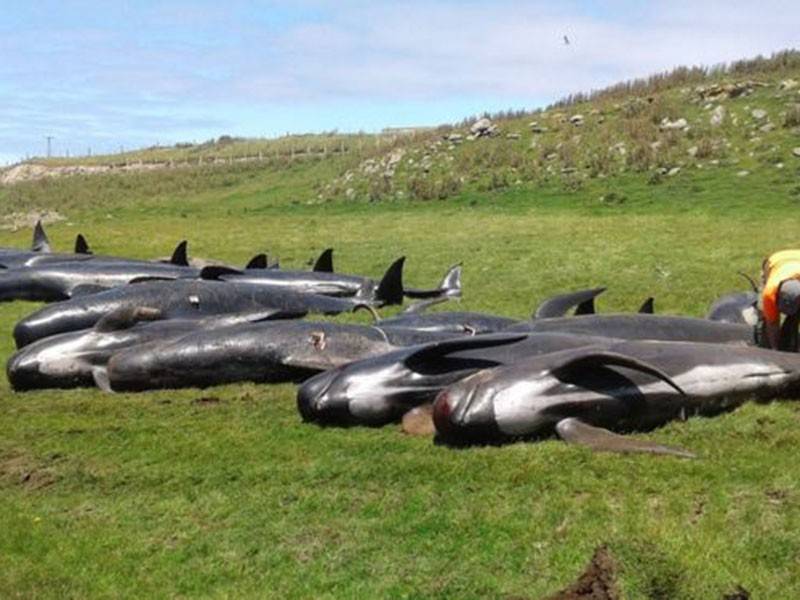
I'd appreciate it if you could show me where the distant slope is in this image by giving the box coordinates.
[3,50,799,207]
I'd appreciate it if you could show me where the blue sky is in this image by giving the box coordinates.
[1,1,798,164]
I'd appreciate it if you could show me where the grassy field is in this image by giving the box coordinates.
[2,159,800,599]
[3,50,800,596]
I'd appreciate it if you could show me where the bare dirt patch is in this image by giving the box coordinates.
[192,396,221,406]
[0,450,59,490]
[0,210,66,232]
[543,545,619,600]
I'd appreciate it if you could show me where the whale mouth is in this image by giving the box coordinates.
[432,390,453,435]
[432,387,503,445]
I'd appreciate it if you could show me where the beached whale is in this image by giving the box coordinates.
[103,321,458,392]
[297,332,611,427]
[432,339,800,455]
[13,279,371,348]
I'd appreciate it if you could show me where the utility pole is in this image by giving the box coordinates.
[45,136,53,158]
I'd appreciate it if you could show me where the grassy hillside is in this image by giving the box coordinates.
[2,52,800,598]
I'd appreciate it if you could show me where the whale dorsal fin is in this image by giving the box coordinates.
[374,257,405,306]
[74,234,92,255]
[245,254,267,269]
[31,220,51,253]
[169,241,189,266]
[555,417,695,458]
[313,248,334,273]
[534,287,606,319]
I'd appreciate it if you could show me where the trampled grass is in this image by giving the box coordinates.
[2,152,800,598]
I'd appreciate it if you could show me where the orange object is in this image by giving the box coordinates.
[761,250,800,323]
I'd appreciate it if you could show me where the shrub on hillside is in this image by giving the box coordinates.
[784,104,800,128]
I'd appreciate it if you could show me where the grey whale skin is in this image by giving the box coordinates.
[12,279,365,348]
[6,310,266,390]
[297,332,613,426]
[507,313,755,344]
[0,259,200,302]
[432,339,800,452]
[706,291,759,326]
[104,321,460,392]
[373,287,608,336]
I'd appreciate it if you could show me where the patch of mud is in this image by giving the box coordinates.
[0,451,60,490]
[0,210,66,232]
[722,585,750,600]
[544,545,619,600]
[192,396,221,406]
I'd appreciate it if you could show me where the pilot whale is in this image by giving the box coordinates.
[432,339,800,455]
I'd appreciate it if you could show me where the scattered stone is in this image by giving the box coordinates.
[569,114,585,126]
[710,105,726,127]
[776,162,784,169]
[780,79,798,91]
[446,133,463,143]
[793,147,800,158]
[667,167,681,176]
[759,122,775,133]
[650,141,662,151]
[737,170,750,177]
[469,117,496,137]
[751,108,768,120]
[660,117,688,131]
[505,133,521,140]
[688,146,699,157]
[561,167,577,174]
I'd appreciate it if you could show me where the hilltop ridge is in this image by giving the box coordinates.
[3,50,800,207]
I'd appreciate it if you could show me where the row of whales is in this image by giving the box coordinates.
[3,221,790,458]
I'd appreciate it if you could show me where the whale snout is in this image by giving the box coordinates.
[6,350,42,391]
[432,383,502,443]
[296,369,353,424]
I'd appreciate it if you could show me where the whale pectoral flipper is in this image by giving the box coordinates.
[551,350,686,395]
[92,366,114,393]
[401,404,436,436]
[555,418,696,458]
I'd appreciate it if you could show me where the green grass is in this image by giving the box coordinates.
[2,169,800,598]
